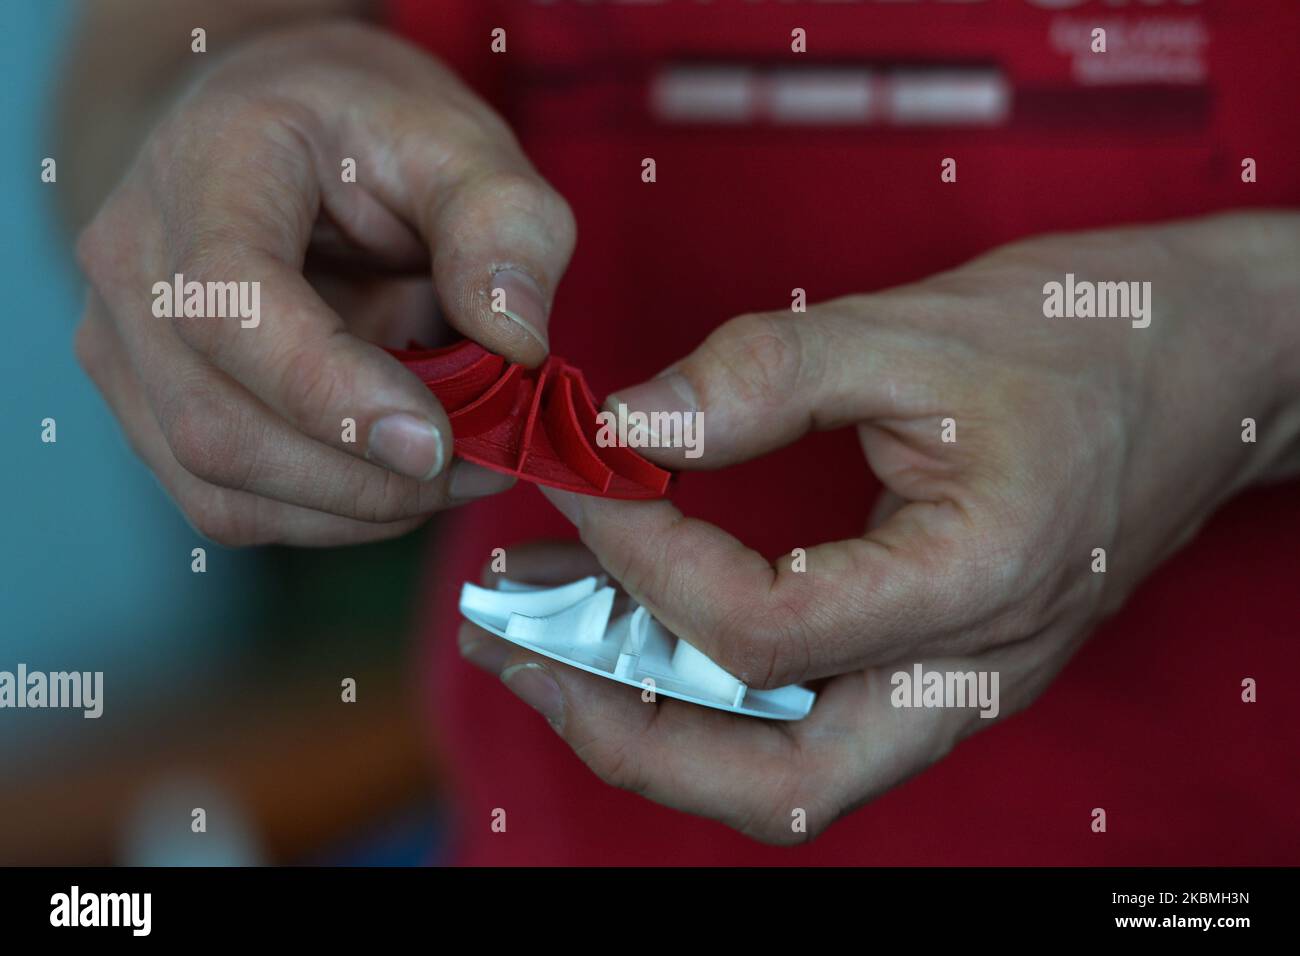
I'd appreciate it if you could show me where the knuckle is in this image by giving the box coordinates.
[345,463,429,524]
[162,390,251,487]
[532,181,577,251]
[276,341,346,423]
[168,234,253,358]
[711,623,775,689]
[456,168,572,246]
[180,489,262,548]
[710,602,805,689]
[703,312,806,408]
[73,221,104,283]
[74,209,126,291]
[160,99,316,302]
[72,317,104,382]
[224,101,318,220]
[178,222,249,283]
[141,111,190,183]
[576,737,645,798]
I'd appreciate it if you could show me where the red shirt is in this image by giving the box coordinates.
[394,0,1300,865]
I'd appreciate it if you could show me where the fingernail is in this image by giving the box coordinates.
[501,662,565,730]
[458,628,512,674]
[368,413,445,480]
[490,268,549,351]
[539,485,584,526]
[450,459,517,501]
[606,372,697,443]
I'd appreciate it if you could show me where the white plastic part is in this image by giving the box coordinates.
[459,577,816,720]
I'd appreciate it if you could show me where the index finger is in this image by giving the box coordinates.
[541,486,994,688]
[159,84,575,480]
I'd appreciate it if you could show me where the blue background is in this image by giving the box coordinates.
[0,0,257,760]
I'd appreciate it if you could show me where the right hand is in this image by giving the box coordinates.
[74,21,576,546]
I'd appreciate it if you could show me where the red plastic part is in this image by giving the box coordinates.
[387,340,672,500]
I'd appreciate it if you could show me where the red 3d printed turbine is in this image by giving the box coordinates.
[387,339,671,500]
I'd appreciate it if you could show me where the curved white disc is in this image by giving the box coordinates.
[460,578,815,721]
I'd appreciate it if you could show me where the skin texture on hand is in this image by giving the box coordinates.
[72,20,577,546]
[62,3,1300,844]
[461,212,1300,844]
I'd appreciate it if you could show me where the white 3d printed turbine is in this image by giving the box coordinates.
[459,576,816,720]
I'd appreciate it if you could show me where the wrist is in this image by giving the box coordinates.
[1169,212,1300,484]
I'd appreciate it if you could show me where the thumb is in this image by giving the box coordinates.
[604,305,899,468]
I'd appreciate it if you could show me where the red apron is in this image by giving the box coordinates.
[392,0,1300,864]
